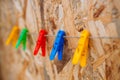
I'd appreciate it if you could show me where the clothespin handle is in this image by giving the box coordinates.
[80,36,89,67]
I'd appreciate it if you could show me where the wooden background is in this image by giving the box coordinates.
[0,0,120,80]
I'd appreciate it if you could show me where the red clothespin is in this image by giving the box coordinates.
[34,30,47,56]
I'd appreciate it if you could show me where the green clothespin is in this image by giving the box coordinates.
[16,28,28,50]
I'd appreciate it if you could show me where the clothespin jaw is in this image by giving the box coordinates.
[34,29,47,56]
[16,28,28,50]
[72,30,89,67]
[5,26,19,47]
[50,30,65,61]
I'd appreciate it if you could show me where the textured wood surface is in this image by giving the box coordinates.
[0,0,120,80]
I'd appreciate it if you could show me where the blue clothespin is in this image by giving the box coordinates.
[50,30,66,60]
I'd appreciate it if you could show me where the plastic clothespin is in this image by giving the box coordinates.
[72,30,90,67]
[16,28,28,50]
[33,30,47,56]
[50,30,66,60]
[5,26,19,47]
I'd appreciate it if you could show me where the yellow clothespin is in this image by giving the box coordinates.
[5,26,19,47]
[72,30,90,67]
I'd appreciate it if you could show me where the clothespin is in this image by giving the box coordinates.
[5,26,19,47]
[33,30,47,56]
[72,30,90,67]
[49,30,66,60]
[16,28,28,50]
